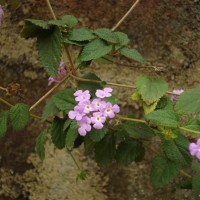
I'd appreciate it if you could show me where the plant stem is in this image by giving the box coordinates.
[70,74,181,96]
[67,149,81,170]
[112,0,141,31]
[117,115,145,123]
[45,0,76,74]
[179,170,192,179]
[45,0,57,20]
[179,127,200,135]
[29,73,71,111]
[0,97,13,107]
[0,97,49,122]
[70,74,136,89]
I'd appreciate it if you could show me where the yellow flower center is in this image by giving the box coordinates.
[106,108,111,113]
[96,102,100,107]
[86,105,90,109]
[96,116,100,121]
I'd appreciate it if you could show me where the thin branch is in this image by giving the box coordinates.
[45,0,57,20]
[179,170,192,179]
[67,149,81,170]
[29,72,71,111]
[102,57,166,72]
[70,74,183,96]
[0,97,50,122]
[70,74,136,89]
[117,115,145,123]
[112,0,141,31]
[179,127,200,135]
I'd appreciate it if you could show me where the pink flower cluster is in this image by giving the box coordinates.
[68,88,120,136]
[189,139,200,161]
[171,89,184,103]
[48,61,66,86]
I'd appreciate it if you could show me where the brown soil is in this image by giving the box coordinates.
[1,0,200,199]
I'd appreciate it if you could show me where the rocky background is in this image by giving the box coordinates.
[0,0,200,199]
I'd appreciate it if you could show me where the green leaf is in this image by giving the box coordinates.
[48,19,66,27]
[156,96,174,111]
[146,110,179,127]
[192,160,200,172]
[61,15,78,27]
[78,61,92,69]
[69,27,96,41]
[36,128,48,161]
[175,88,200,115]
[78,73,103,95]
[0,111,8,138]
[94,134,115,166]
[9,103,29,131]
[52,89,76,113]
[21,19,50,38]
[122,121,155,139]
[79,39,112,61]
[65,120,78,149]
[191,159,200,199]
[37,27,63,77]
[151,156,180,189]
[63,118,72,131]
[94,28,119,44]
[192,171,200,200]
[184,118,200,132]
[119,47,145,64]
[51,117,67,149]
[84,135,95,155]
[104,94,119,104]
[136,76,168,104]
[116,139,145,166]
[113,31,129,46]
[88,126,108,142]
[162,133,192,168]
[76,169,89,181]
[42,98,59,121]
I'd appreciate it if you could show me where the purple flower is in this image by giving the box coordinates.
[48,61,67,86]
[74,90,90,102]
[189,139,200,160]
[78,100,93,114]
[68,105,85,121]
[95,87,112,98]
[77,116,92,136]
[0,6,4,27]
[91,112,106,129]
[100,102,120,118]
[91,98,106,111]
[171,89,184,103]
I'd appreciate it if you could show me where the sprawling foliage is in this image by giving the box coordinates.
[0,2,200,199]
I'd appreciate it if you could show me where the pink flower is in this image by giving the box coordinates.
[91,98,106,111]
[48,61,66,86]
[74,90,91,102]
[68,105,85,121]
[100,102,120,118]
[0,6,4,27]
[77,116,91,136]
[95,87,112,98]
[171,89,184,103]
[189,139,200,160]
[91,112,106,129]
[78,100,93,114]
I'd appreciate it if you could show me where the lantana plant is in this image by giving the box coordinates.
[0,1,200,199]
